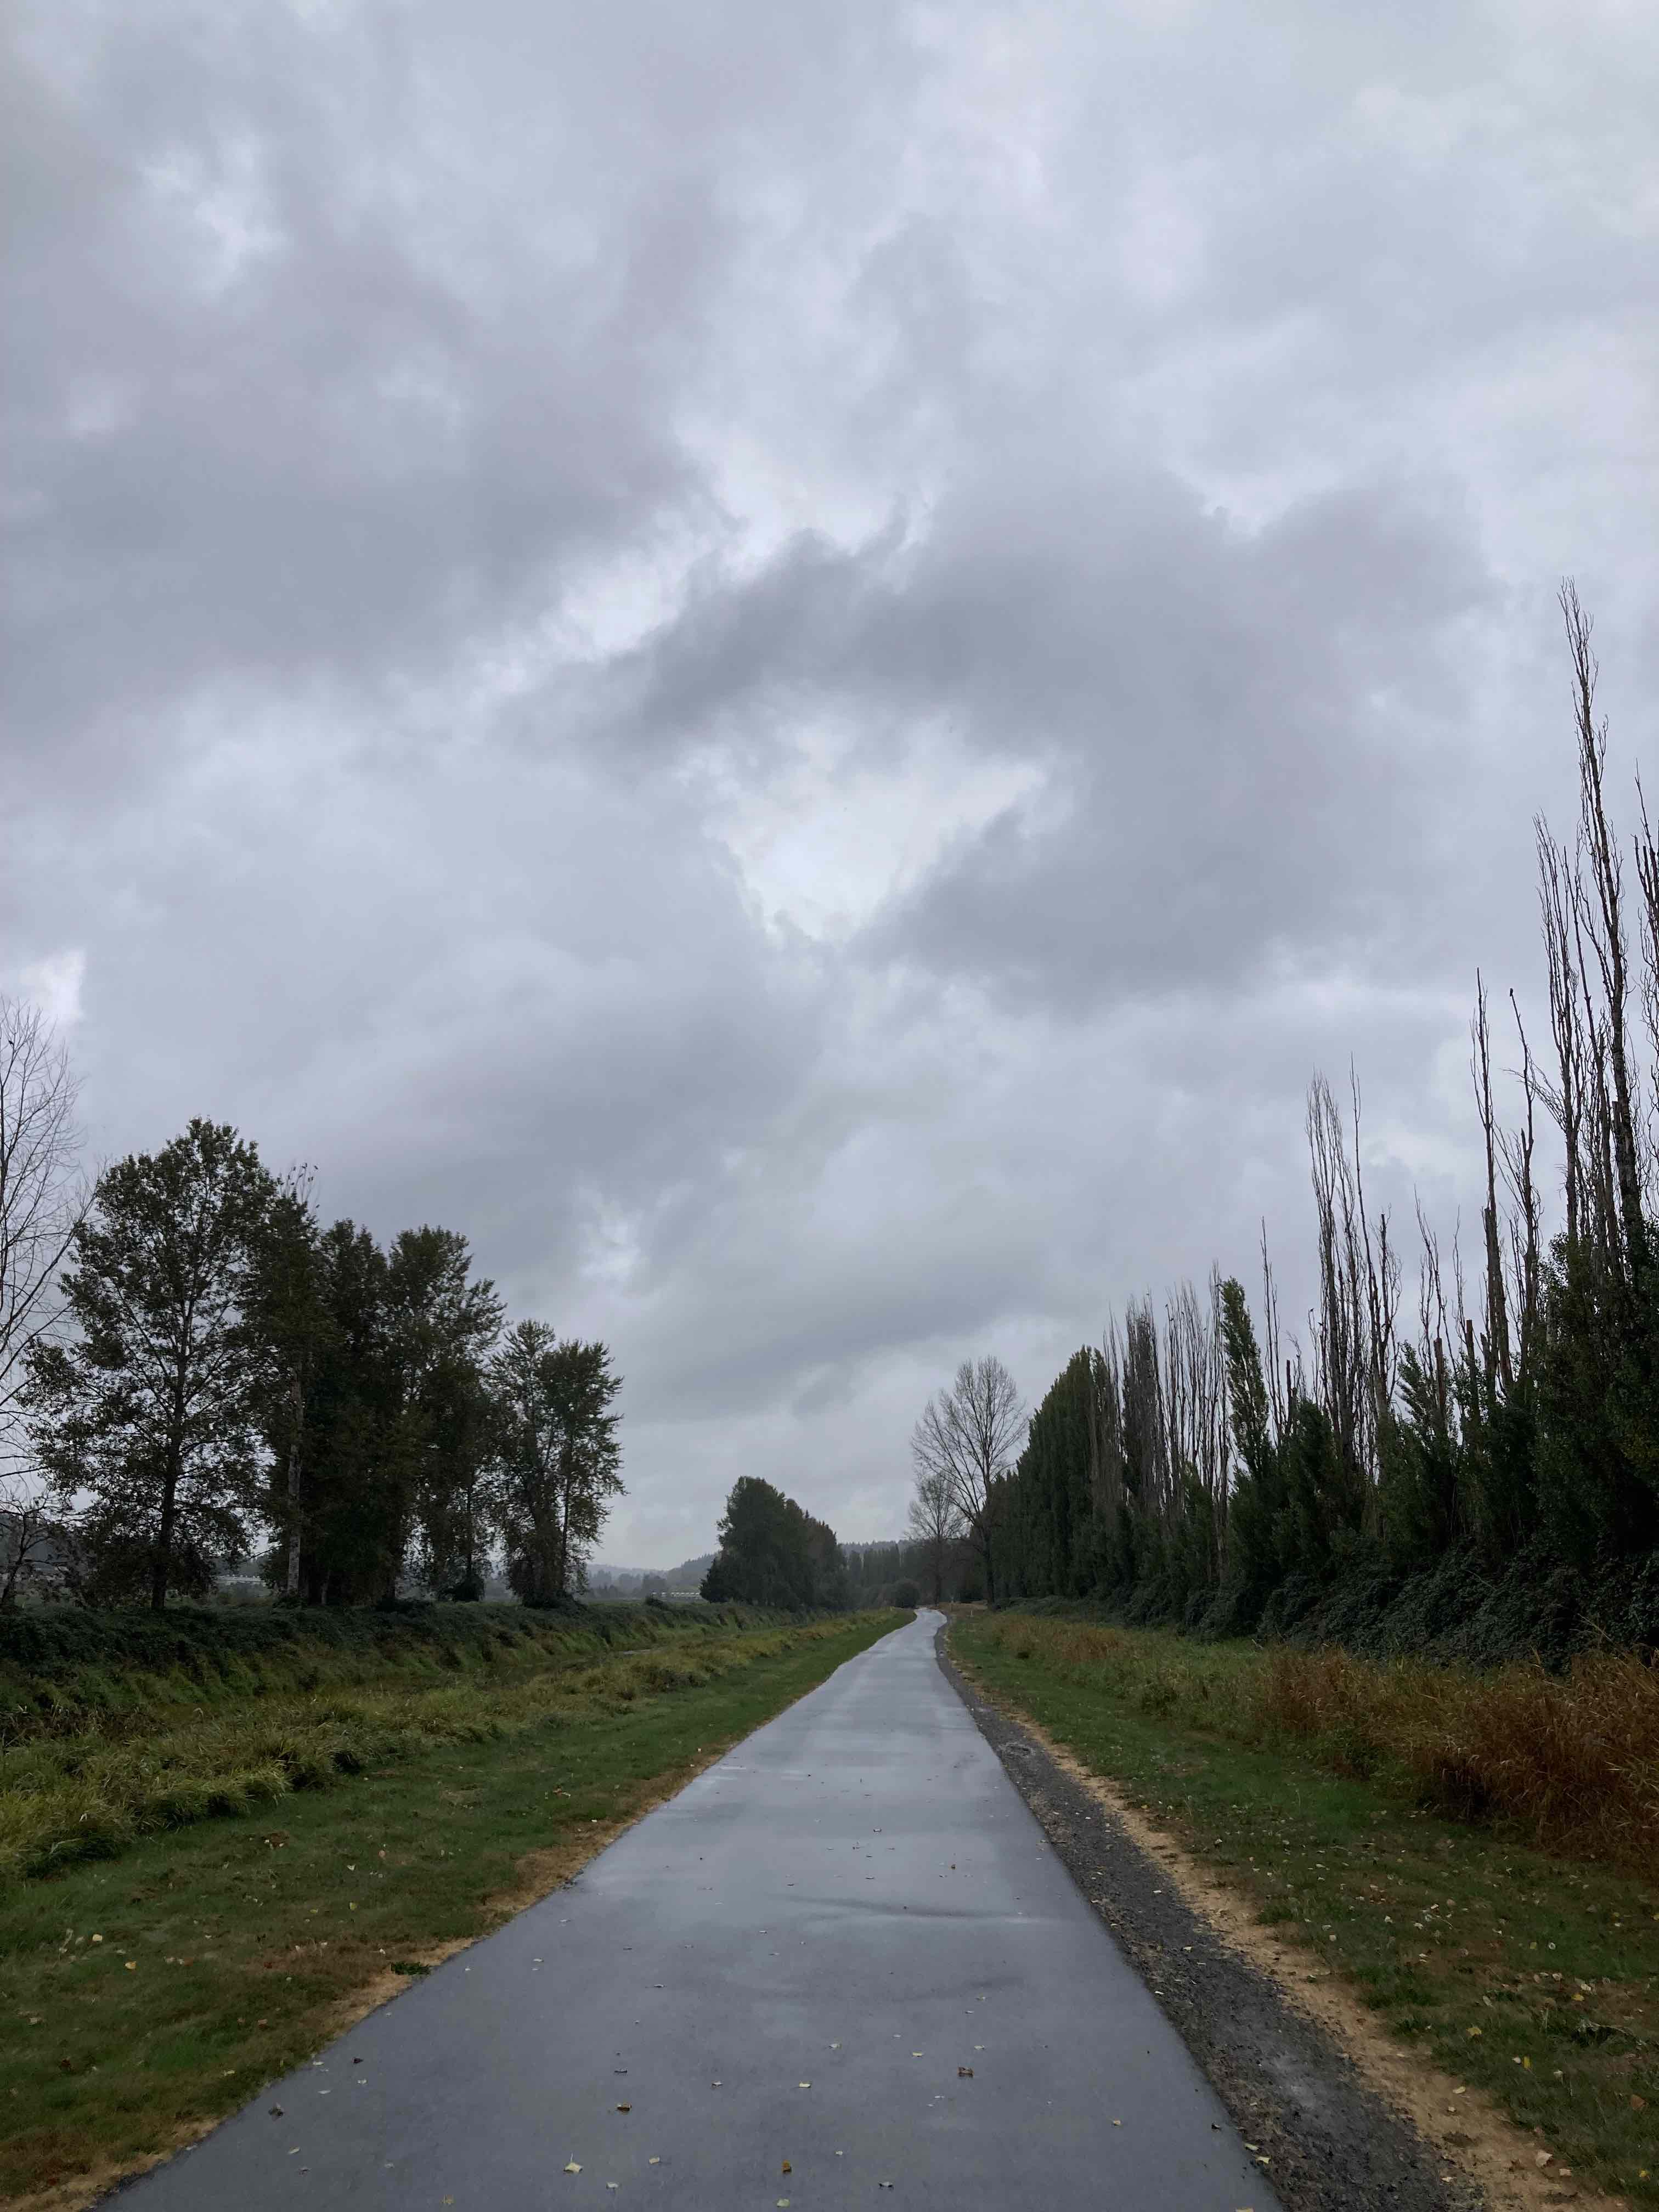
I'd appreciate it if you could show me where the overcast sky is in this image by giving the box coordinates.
[5,1,1658,1564]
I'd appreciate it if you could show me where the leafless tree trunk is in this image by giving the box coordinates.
[1307,1075,1373,1511]
[1537,822,1585,1254]
[911,1356,1025,1605]
[1502,989,1542,1381]
[1161,1274,1229,1573]
[906,1464,963,1602]
[1562,580,1646,1279]
[1472,977,1513,1396]
[0,996,86,1465]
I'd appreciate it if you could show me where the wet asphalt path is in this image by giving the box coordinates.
[119,1611,1282,2211]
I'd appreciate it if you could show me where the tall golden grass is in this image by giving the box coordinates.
[982,1617,1659,1879]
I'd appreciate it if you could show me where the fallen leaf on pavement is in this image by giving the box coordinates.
[564,2161,582,2174]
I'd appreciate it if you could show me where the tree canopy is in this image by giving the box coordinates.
[700,1476,849,1610]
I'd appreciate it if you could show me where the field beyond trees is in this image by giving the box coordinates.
[0,1604,904,2209]
[952,1610,1659,2207]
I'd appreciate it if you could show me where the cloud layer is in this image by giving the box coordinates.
[5,0,1657,1559]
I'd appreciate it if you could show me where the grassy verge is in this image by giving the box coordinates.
[0,1601,803,1881]
[0,1609,902,2209]
[951,1611,1659,2208]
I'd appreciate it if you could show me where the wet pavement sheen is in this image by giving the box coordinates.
[119,1610,1283,2210]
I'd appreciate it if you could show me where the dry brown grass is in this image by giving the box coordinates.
[981,1616,1659,1877]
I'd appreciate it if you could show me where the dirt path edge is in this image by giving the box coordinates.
[936,1620,1592,2212]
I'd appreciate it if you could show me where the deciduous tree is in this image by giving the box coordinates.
[911,1356,1024,1607]
[27,1120,278,1609]
[487,1324,622,1602]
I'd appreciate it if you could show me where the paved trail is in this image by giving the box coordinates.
[121,1612,1282,2210]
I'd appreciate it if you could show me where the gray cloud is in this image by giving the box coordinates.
[3,0,1654,1557]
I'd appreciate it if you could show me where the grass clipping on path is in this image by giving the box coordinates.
[952,1612,1659,2209]
[0,1609,902,2211]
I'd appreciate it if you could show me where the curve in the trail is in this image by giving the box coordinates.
[116,1610,1283,2211]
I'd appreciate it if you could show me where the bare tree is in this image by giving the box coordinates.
[0,1481,67,1609]
[911,1356,1024,1605]
[0,996,86,1459]
[0,998,87,1598]
[1536,821,1587,1253]
[1562,580,1646,1279]
[1472,976,1514,1397]
[906,1463,963,1603]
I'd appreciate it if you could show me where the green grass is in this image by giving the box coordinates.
[0,1610,902,2209]
[951,1611,1659,2208]
[0,1602,805,1881]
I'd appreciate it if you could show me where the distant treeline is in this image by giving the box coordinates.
[917,588,1659,1659]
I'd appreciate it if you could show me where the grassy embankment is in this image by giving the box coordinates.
[951,1611,1659,2208]
[0,1601,904,2208]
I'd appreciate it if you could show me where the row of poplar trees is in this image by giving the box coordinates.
[983,585,1659,1625]
[20,1120,621,1611]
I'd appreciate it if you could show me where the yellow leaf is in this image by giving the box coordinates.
[563,2162,582,2175]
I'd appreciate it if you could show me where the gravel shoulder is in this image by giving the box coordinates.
[936,1620,1494,2212]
